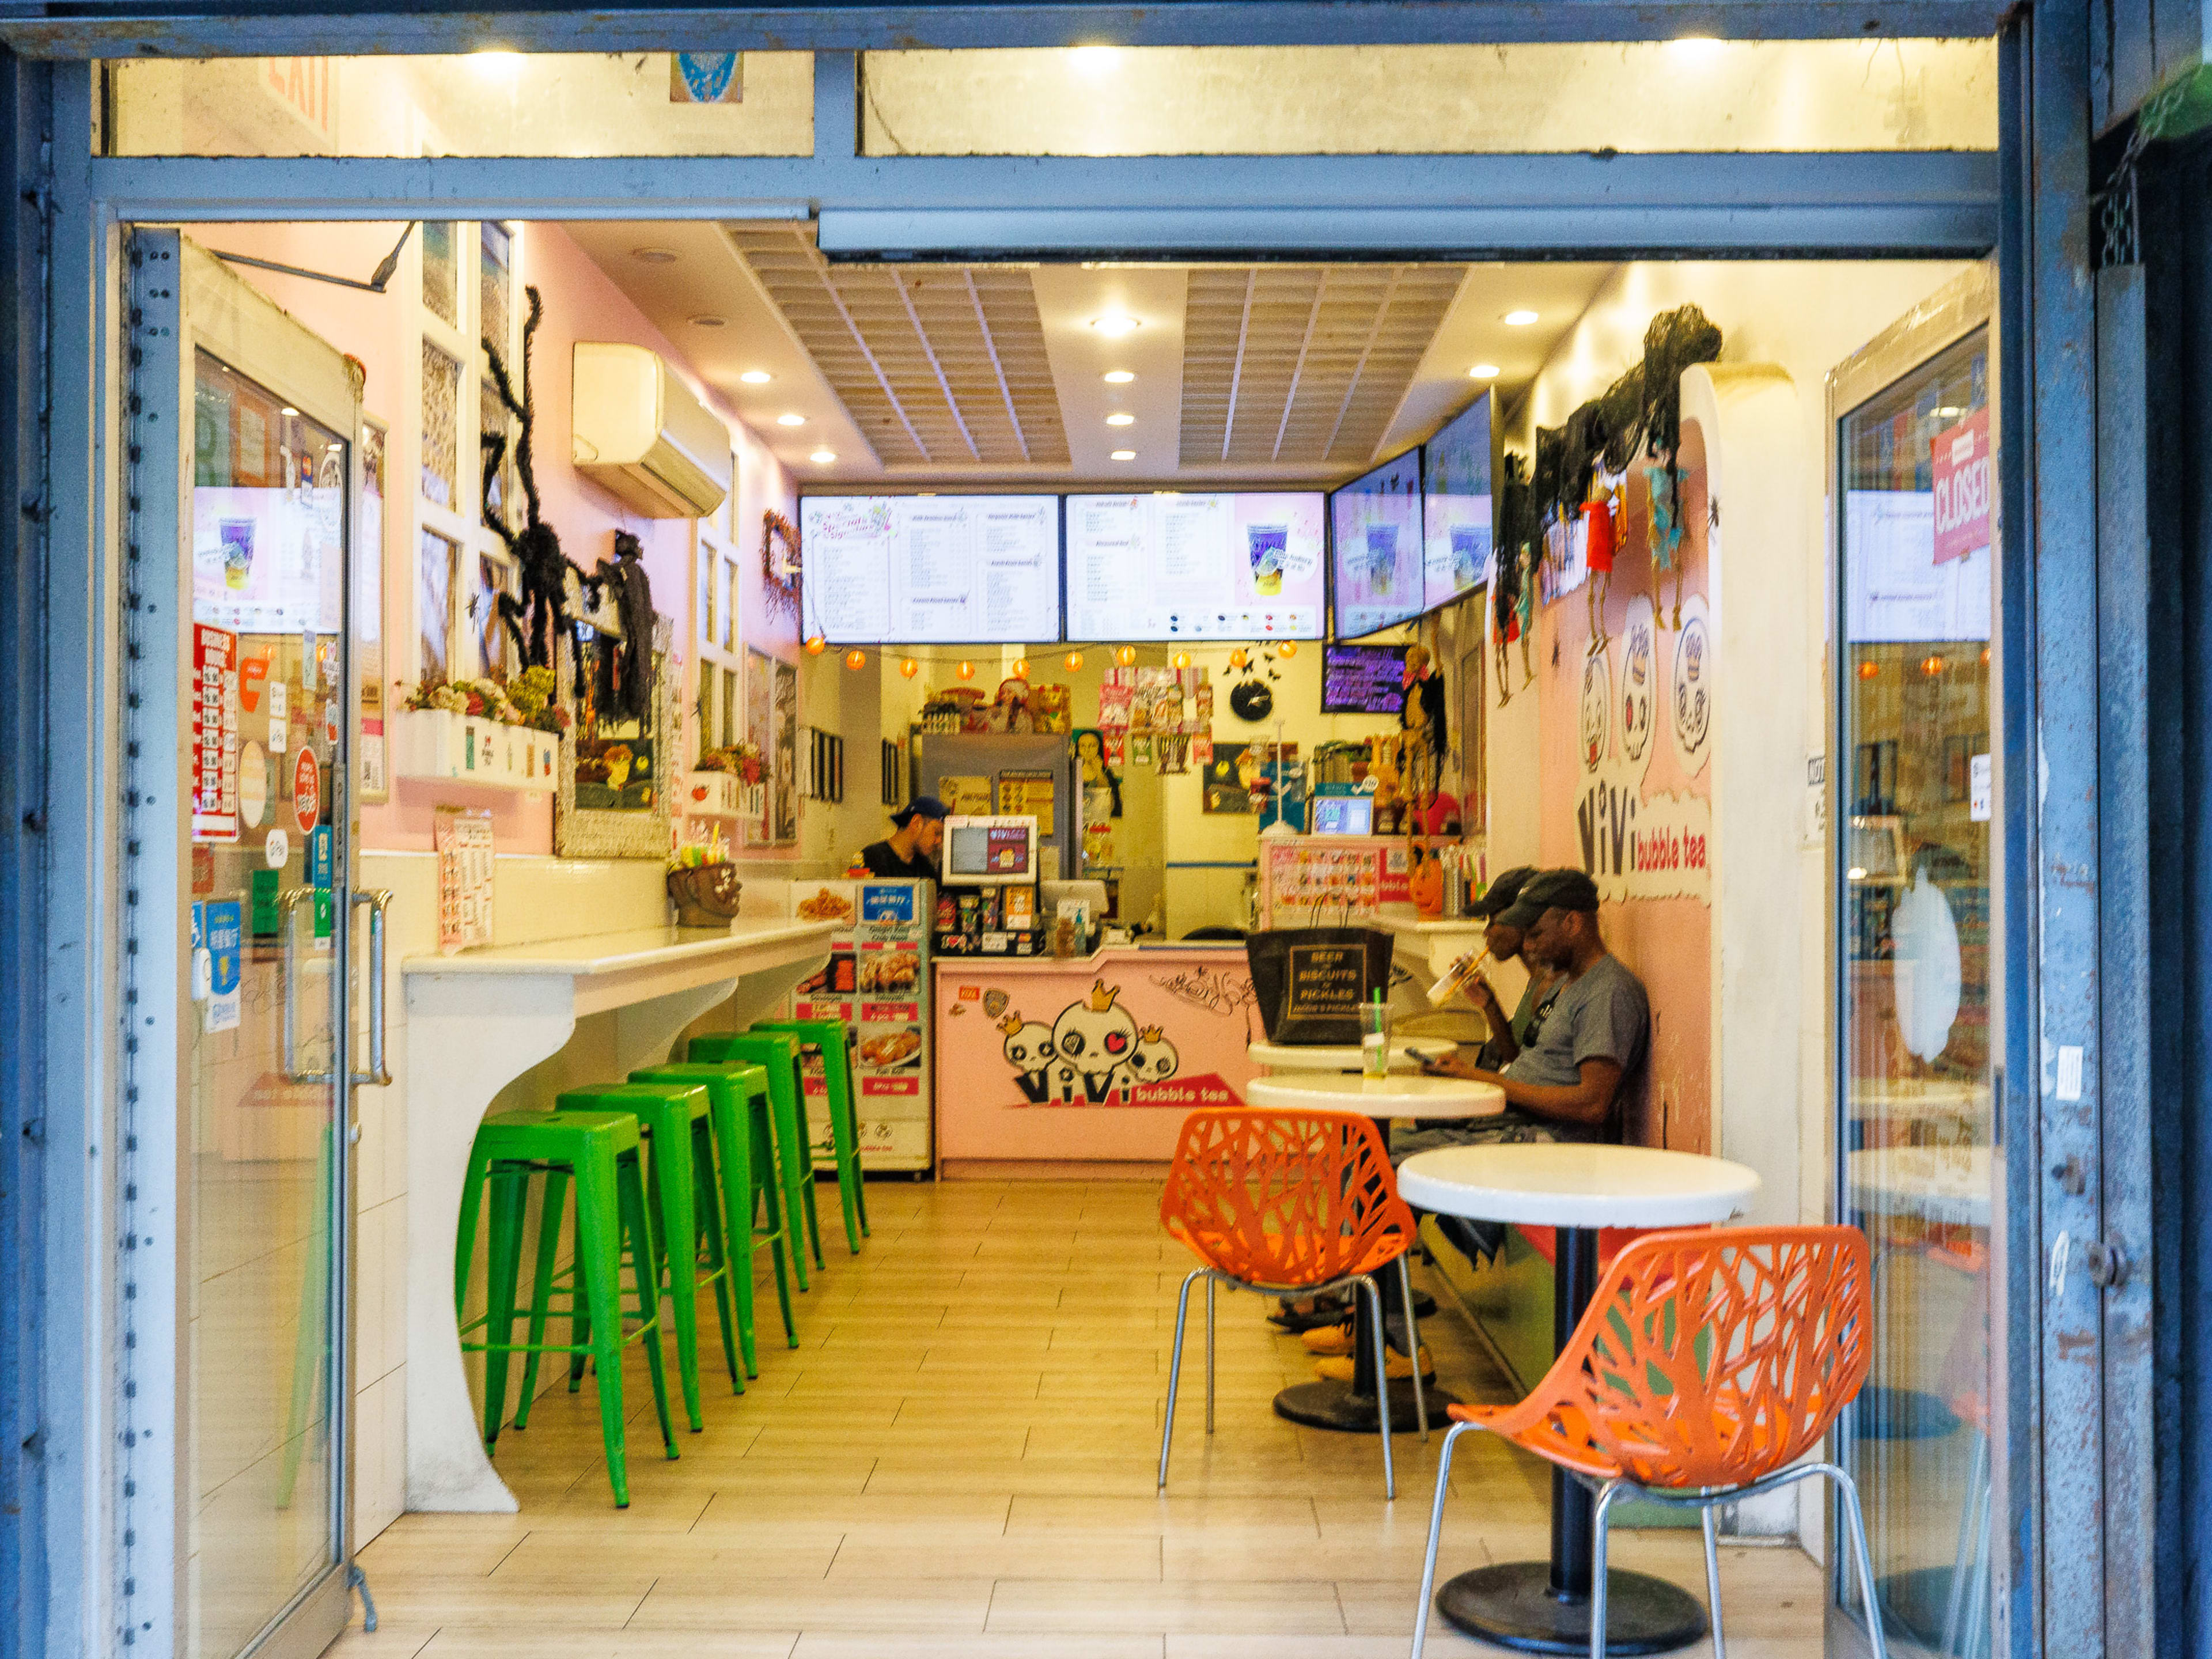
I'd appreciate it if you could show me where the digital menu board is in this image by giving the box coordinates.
[1422,393,1495,612]
[1330,449,1425,638]
[800,494,1061,643]
[1063,492,1325,641]
[1320,643,1410,714]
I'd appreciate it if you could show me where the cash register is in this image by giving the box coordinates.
[932,814,1044,956]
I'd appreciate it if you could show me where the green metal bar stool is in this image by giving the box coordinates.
[752,1017,870,1255]
[688,1031,822,1279]
[630,1060,801,1370]
[548,1081,725,1431]
[454,1108,677,1508]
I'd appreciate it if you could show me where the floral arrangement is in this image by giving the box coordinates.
[400,666,571,736]
[694,740,764,785]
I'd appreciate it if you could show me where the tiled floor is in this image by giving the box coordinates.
[334,1178,1830,1658]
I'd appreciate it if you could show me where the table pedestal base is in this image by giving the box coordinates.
[1436,1562,1708,1656]
[1271,1378,1458,1434]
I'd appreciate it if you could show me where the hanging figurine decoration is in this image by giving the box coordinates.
[594,530,656,722]
[482,286,599,673]
[1635,305,1721,626]
[1493,454,1535,704]
[1399,642,1449,797]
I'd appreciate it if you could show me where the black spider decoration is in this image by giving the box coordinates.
[483,286,603,673]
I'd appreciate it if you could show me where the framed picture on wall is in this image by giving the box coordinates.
[1459,628,1487,836]
[772,660,800,841]
[743,646,782,847]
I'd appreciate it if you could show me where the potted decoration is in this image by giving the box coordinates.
[668,825,743,929]
[685,740,767,821]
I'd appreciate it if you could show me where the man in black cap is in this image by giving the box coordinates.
[1424,866,1650,1143]
[1441,865,1559,1071]
[861,794,948,882]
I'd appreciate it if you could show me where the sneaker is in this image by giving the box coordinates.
[1300,1321,1356,1356]
[1315,1346,1434,1383]
[1267,1290,1352,1332]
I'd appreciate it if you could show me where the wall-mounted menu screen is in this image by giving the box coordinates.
[800,494,1062,643]
[1329,449,1425,639]
[1421,393,1494,611]
[1063,492,1325,641]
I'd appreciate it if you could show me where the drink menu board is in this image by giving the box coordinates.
[800,494,1060,643]
[1330,450,1425,637]
[1065,492,1324,641]
[191,623,240,842]
[1422,393,1494,609]
[1258,835,1412,929]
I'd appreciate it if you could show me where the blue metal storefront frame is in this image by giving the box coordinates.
[0,6,2130,1658]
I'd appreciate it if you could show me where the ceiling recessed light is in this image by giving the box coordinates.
[1109,449,1137,461]
[1105,413,1135,427]
[777,413,807,427]
[630,246,679,264]
[738,369,772,385]
[809,449,836,465]
[1932,406,1965,418]
[1502,309,1539,327]
[688,314,727,329]
[1090,314,1141,338]
[1469,363,1501,379]
[1668,34,1726,57]
[1103,369,1135,384]
[1070,46,1120,75]
[280,406,299,416]
[471,48,524,78]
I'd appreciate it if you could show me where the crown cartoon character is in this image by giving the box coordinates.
[1137,1025,1163,1042]
[996,1012,1026,1035]
[1086,981,1120,1012]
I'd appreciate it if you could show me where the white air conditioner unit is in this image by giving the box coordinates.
[570,342,732,520]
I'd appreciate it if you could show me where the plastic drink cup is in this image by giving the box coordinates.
[1361,993,1391,1080]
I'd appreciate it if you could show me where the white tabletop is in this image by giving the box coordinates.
[1248,1072,1506,1120]
[1397,1142,1762,1228]
[1248,1037,1456,1073]
[1847,1146,1993,1226]
[402,916,836,977]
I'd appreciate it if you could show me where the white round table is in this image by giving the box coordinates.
[1247,1037,1457,1075]
[1244,1072,1505,1438]
[1248,1071,1506,1118]
[1397,1142,1760,1656]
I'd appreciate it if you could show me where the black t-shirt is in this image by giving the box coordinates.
[861,839,938,882]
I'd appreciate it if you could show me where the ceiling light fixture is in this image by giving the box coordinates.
[471,48,524,77]
[1109,449,1137,461]
[777,413,806,427]
[738,369,772,384]
[630,246,679,264]
[1502,309,1539,327]
[280,406,299,416]
[1469,363,1501,380]
[1071,46,1121,76]
[1668,34,1726,57]
[809,449,836,465]
[1090,313,1141,338]
[1103,370,1135,384]
[688,314,727,329]
[1105,413,1135,427]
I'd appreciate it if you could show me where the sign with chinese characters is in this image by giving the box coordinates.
[191,624,240,842]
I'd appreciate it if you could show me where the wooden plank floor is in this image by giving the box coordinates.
[335,1179,1831,1658]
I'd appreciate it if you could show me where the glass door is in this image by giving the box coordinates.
[1831,268,2000,1658]
[149,233,365,1659]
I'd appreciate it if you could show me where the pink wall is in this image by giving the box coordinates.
[1530,426,1714,1154]
[200,220,799,857]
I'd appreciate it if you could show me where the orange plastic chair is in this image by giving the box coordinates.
[1157,1108,1426,1497]
[1408,1225,1888,1659]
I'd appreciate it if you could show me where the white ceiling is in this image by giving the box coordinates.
[565,219,1615,488]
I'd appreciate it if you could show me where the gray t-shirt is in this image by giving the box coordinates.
[1499,952,1649,1141]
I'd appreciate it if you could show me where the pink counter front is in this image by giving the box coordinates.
[934,945,1260,1167]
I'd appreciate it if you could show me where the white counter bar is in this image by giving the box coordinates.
[1368,901,1488,980]
[403,916,836,1512]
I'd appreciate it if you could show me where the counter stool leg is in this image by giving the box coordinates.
[791,1080,827,1271]
[567,1179,593,1394]
[512,1171,569,1428]
[1397,1255,1429,1441]
[453,1139,495,1317]
[617,1148,681,1461]
[751,1097,799,1347]
[645,1120,706,1432]
[769,1079,817,1289]
[1409,1421,1475,1659]
[693,1118,745,1392]
[480,1166,529,1452]
[572,1143,634,1507]
[1701,1502,1726,1658]
[1159,1267,1204,1489]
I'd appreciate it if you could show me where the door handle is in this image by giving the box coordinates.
[350,888,394,1088]
[279,887,334,1085]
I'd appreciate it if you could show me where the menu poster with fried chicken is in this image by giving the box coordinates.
[790,881,860,1020]
[854,881,927,1102]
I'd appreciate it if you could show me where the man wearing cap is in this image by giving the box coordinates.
[1444,865,1559,1071]
[860,794,947,882]
[1424,866,1650,1143]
